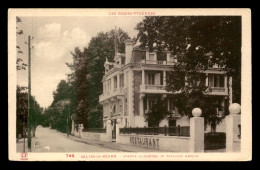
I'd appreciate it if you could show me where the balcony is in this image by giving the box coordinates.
[141,59,175,66]
[99,88,124,102]
[205,86,228,96]
[99,87,124,102]
[211,87,225,92]
[140,84,171,94]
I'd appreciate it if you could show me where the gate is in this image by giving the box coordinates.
[204,132,226,150]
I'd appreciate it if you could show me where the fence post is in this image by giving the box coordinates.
[189,108,204,152]
[79,124,83,138]
[177,125,180,136]
[164,125,167,136]
[116,118,123,143]
[106,120,112,142]
[226,103,241,152]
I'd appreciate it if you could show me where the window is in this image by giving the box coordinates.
[148,73,155,85]
[170,54,177,62]
[108,79,111,91]
[120,74,124,87]
[114,76,117,89]
[119,100,123,112]
[209,74,224,87]
[113,105,116,114]
[169,119,176,127]
[121,57,125,65]
[149,54,155,61]
[125,118,127,127]
[125,99,128,116]
[169,100,175,111]
[148,100,155,110]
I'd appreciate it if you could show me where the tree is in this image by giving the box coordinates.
[66,28,130,128]
[16,86,28,138]
[46,80,75,133]
[67,47,88,127]
[86,28,130,128]
[144,95,170,127]
[16,86,43,138]
[16,16,27,71]
[136,16,241,127]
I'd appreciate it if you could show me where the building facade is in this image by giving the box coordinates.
[99,39,231,133]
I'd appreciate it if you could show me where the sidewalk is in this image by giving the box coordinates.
[16,137,37,153]
[66,134,164,152]
[66,134,226,153]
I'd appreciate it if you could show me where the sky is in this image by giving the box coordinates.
[17,16,144,108]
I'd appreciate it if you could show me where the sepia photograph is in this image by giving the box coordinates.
[8,8,251,161]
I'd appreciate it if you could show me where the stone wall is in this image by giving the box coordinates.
[117,134,189,152]
[74,131,108,142]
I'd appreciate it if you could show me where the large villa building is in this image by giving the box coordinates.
[99,39,232,132]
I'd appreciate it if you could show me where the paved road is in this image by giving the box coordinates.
[33,126,119,152]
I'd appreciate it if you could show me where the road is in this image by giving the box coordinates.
[32,126,119,152]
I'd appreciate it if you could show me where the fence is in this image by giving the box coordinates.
[120,126,190,137]
[82,128,106,133]
[204,132,226,150]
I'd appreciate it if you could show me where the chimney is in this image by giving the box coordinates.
[125,39,133,64]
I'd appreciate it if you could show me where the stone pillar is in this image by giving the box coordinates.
[79,124,83,138]
[224,75,227,93]
[142,70,145,85]
[226,103,241,152]
[205,73,208,86]
[116,118,123,143]
[163,71,166,86]
[189,108,204,152]
[139,94,145,116]
[128,70,135,127]
[106,120,112,142]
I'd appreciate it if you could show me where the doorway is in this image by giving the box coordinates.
[112,119,116,139]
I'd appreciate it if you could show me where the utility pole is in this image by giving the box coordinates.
[28,35,32,151]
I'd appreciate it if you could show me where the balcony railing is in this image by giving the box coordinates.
[120,126,190,137]
[210,87,225,92]
[99,87,124,102]
[145,85,166,90]
[141,59,175,65]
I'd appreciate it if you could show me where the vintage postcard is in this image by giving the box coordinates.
[8,8,252,161]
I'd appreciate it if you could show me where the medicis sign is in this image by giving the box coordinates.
[129,136,159,149]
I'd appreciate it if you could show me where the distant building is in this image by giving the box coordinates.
[99,39,231,132]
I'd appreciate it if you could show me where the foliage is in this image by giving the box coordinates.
[67,47,88,127]
[136,16,241,127]
[86,28,130,128]
[65,28,130,128]
[43,28,130,130]
[41,80,75,133]
[135,16,241,102]
[16,85,43,137]
[16,86,28,137]
[16,16,27,71]
[144,96,170,127]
